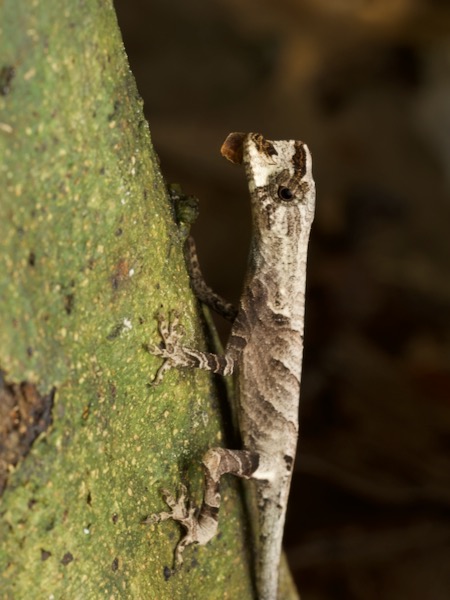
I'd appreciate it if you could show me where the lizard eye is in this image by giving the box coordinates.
[278,186,294,201]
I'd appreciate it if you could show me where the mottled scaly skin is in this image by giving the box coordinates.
[149,133,315,600]
[228,134,315,598]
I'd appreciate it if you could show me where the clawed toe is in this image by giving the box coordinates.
[148,311,189,384]
[145,485,198,567]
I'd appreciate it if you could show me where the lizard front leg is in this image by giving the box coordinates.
[184,236,237,322]
[148,311,234,384]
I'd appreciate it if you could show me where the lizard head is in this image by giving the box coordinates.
[221,132,315,239]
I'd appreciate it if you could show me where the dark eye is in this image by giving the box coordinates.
[278,186,294,201]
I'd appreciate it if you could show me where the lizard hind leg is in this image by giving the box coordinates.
[152,484,204,567]
[151,447,259,567]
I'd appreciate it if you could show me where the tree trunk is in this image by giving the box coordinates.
[0,2,298,598]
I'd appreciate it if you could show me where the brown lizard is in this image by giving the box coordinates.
[148,132,315,599]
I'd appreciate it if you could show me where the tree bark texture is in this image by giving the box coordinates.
[0,2,300,598]
[0,1,255,598]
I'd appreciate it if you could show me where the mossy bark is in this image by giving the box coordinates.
[0,2,299,598]
[0,1,253,598]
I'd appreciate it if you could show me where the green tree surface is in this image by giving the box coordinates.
[0,2,298,598]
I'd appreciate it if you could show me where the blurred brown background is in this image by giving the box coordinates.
[114,1,450,598]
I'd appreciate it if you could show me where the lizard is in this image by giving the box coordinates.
[148,132,316,600]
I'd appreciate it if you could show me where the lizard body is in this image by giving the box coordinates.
[149,132,315,599]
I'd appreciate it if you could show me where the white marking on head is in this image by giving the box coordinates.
[244,136,312,193]
[247,139,297,188]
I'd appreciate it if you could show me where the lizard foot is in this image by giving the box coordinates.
[143,484,203,566]
[148,312,191,385]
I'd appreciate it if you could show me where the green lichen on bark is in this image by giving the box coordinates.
[0,1,253,598]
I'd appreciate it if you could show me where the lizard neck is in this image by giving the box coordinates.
[244,216,313,327]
